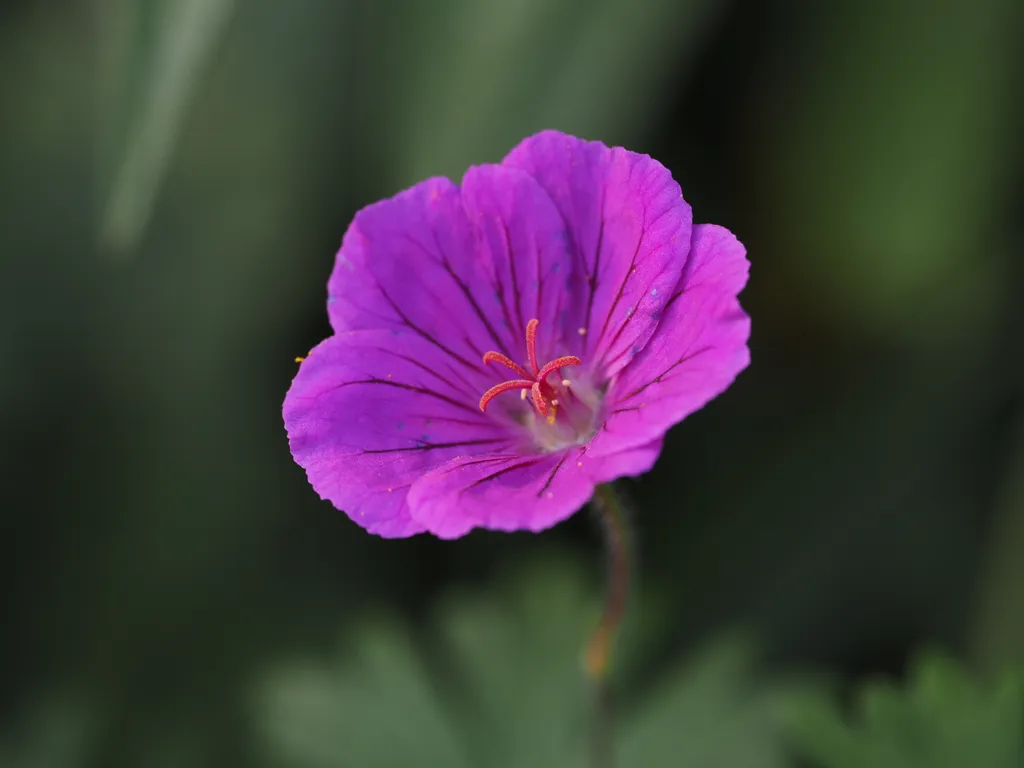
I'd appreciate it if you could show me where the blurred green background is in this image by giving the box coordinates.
[2,0,1023,765]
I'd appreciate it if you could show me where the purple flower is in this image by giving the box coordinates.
[283,131,750,538]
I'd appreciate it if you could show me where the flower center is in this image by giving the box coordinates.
[478,318,582,425]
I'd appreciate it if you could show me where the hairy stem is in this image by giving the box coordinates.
[583,483,631,768]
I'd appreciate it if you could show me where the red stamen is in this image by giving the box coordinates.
[479,379,534,412]
[479,318,584,420]
[525,318,540,375]
[482,350,532,380]
[537,355,582,383]
[531,382,548,417]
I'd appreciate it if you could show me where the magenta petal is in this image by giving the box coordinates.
[328,169,574,367]
[283,332,509,536]
[406,438,664,538]
[459,164,576,360]
[407,452,593,538]
[588,437,664,483]
[328,178,485,365]
[589,224,750,458]
[502,130,692,376]
[324,485,423,539]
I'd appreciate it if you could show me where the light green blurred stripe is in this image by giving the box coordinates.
[394,0,722,183]
[537,0,722,142]
[100,0,236,257]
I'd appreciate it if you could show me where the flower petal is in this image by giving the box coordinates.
[588,437,664,483]
[588,224,750,458]
[328,178,483,367]
[407,439,664,538]
[406,452,592,538]
[328,169,574,371]
[322,485,423,539]
[283,331,509,535]
[459,164,577,362]
[502,130,692,377]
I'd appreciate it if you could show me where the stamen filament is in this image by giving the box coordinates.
[525,318,540,375]
[480,379,534,412]
[531,382,548,417]
[483,350,533,380]
[537,355,582,383]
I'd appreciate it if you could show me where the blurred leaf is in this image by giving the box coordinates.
[99,0,236,255]
[619,639,822,767]
[257,555,814,767]
[430,557,593,766]
[786,652,1024,768]
[259,617,469,768]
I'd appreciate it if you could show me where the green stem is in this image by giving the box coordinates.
[584,483,632,768]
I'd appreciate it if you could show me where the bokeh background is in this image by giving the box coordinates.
[2,0,1023,766]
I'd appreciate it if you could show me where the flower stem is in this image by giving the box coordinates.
[583,483,631,768]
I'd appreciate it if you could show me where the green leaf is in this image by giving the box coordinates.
[786,652,1024,768]
[259,617,469,768]
[256,555,815,767]
[619,639,820,767]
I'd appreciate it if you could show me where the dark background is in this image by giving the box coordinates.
[2,1,1023,765]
